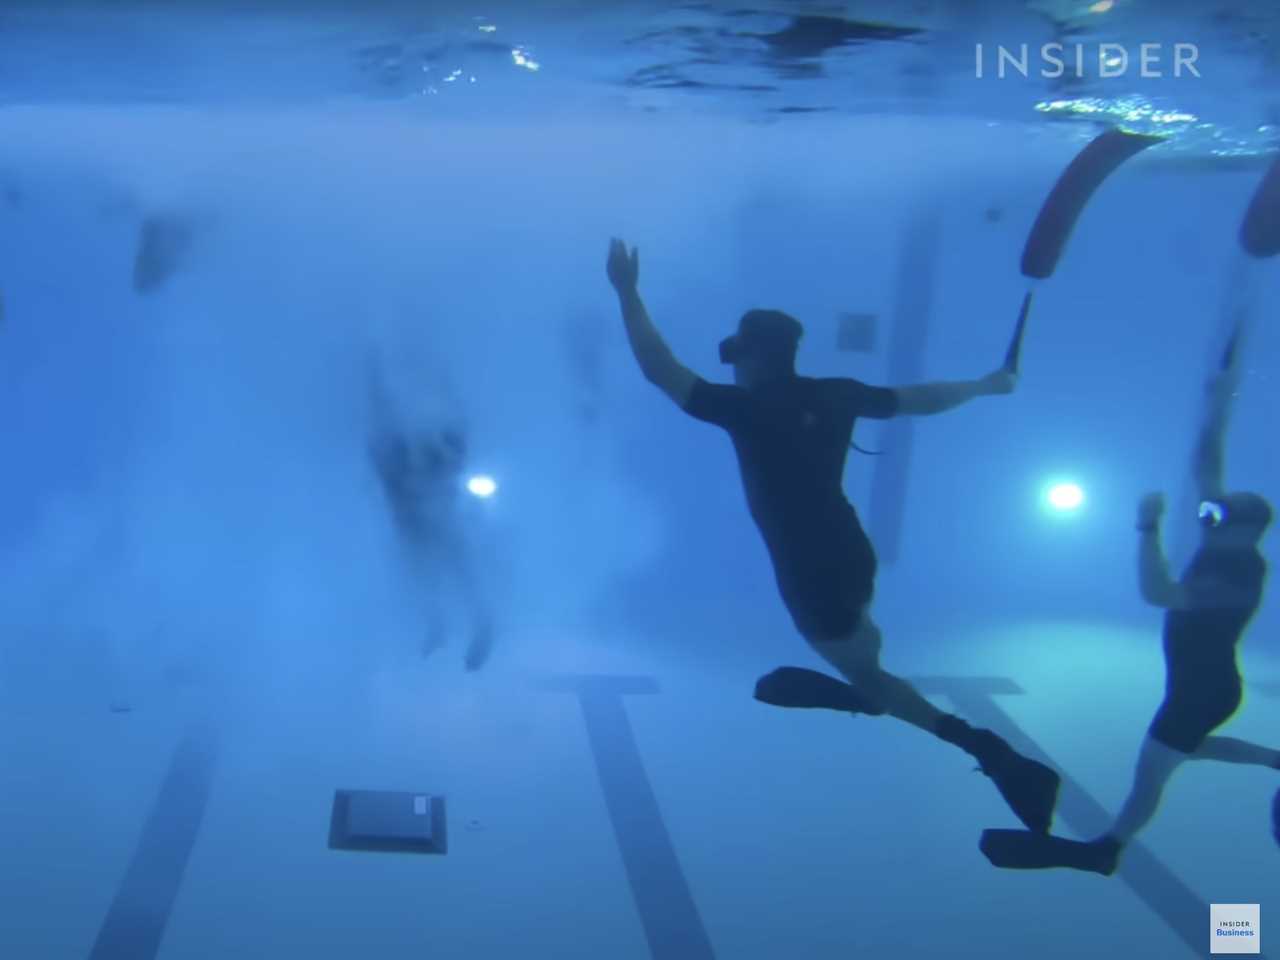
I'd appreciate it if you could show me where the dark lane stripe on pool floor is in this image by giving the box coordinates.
[88,722,218,960]
[544,674,716,960]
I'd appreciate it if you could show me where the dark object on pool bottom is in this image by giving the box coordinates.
[328,789,448,854]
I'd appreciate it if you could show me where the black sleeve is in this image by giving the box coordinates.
[833,378,899,420]
[682,379,748,429]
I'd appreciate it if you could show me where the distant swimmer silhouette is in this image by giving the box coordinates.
[982,352,1278,875]
[367,356,494,671]
[607,237,1060,834]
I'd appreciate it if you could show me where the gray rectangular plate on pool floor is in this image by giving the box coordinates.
[328,789,448,854]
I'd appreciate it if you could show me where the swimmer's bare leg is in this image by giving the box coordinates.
[464,613,494,672]
[805,614,942,732]
[1193,735,1280,768]
[446,540,495,671]
[1057,735,1193,876]
[1102,736,1187,845]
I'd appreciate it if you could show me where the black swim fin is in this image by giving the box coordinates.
[968,731,1061,835]
[753,667,886,716]
[980,829,1121,875]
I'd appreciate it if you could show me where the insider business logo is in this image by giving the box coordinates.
[1211,904,1260,955]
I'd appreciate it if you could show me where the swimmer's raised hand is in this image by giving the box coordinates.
[607,238,639,295]
[1137,492,1166,528]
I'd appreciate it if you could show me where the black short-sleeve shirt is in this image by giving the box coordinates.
[1164,547,1267,669]
[682,376,898,634]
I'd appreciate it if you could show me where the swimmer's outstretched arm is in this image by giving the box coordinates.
[607,238,697,408]
[892,367,1015,416]
[1192,368,1238,501]
[1135,492,1253,610]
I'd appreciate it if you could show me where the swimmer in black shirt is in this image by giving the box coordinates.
[607,237,1061,834]
[982,357,1279,875]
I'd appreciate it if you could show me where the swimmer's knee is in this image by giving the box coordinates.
[847,663,891,696]
[856,622,882,656]
[815,644,883,691]
[848,625,883,674]
[807,638,878,684]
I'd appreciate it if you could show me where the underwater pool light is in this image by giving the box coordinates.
[467,474,498,499]
[1045,481,1085,512]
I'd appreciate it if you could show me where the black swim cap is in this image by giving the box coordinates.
[1223,493,1273,530]
[1201,494,1273,532]
[719,309,804,365]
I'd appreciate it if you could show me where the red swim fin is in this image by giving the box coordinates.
[1240,152,1280,258]
[1021,129,1164,280]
